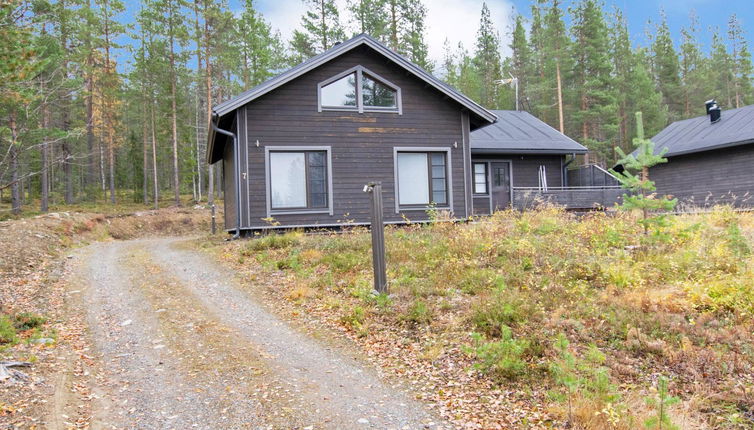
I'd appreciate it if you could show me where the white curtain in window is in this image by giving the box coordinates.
[270,152,306,208]
[397,153,429,205]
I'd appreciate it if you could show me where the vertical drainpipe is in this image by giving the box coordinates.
[563,153,576,187]
[211,113,242,240]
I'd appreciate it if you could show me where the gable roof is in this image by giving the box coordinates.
[208,34,497,163]
[647,104,754,157]
[470,110,587,154]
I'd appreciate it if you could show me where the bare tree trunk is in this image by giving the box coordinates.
[9,113,21,215]
[59,4,74,204]
[192,0,203,202]
[41,90,50,213]
[168,0,181,206]
[151,97,159,210]
[142,100,149,205]
[85,0,96,189]
[204,1,214,207]
[556,61,564,134]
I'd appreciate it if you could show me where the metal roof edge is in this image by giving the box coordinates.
[665,138,754,157]
[471,148,588,155]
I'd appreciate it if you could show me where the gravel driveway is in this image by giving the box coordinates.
[75,238,441,429]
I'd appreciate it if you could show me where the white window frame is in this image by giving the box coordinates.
[317,65,402,115]
[265,146,334,217]
[472,162,489,196]
[393,147,453,213]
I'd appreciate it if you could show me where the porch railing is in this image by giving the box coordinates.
[512,186,625,210]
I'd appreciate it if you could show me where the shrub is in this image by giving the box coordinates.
[466,326,530,381]
[244,232,300,252]
[0,315,18,345]
[470,289,530,337]
[13,313,46,331]
[402,299,432,325]
[340,306,366,329]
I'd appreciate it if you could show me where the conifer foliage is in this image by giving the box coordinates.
[0,0,752,215]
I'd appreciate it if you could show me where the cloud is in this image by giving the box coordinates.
[425,0,517,62]
[258,0,517,65]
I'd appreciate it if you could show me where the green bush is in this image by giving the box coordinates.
[13,312,46,331]
[0,315,18,345]
[340,306,366,329]
[466,326,530,381]
[244,232,300,253]
[402,299,432,325]
[470,290,530,337]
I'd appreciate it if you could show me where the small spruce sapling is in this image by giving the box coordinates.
[644,376,679,430]
[610,112,677,236]
[549,334,581,425]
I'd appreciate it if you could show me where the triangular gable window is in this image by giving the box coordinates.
[318,66,402,114]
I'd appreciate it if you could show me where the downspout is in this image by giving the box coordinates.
[562,153,576,187]
[211,113,242,240]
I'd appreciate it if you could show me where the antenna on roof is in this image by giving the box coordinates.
[496,73,519,111]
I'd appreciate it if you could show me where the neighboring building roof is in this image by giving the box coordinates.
[470,110,587,154]
[648,104,754,157]
[208,34,497,163]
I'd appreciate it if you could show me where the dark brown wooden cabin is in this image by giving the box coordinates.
[470,111,623,214]
[206,34,496,233]
[616,102,754,208]
[206,34,623,234]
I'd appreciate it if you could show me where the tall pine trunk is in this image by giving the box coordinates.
[192,0,203,202]
[204,0,214,207]
[556,61,564,134]
[9,113,21,215]
[41,83,50,212]
[85,0,96,189]
[168,0,181,206]
[151,97,159,209]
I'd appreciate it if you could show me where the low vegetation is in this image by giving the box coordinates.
[223,206,754,429]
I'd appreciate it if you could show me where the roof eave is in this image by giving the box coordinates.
[471,148,588,155]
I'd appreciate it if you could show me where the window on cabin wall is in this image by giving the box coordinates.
[318,66,401,113]
[269,150,329,211]
[473,162,488,194]
[396,151,448,207]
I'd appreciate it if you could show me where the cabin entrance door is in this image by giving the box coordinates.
[490,162,511,211]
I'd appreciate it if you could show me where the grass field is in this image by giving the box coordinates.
[216,206,754,429]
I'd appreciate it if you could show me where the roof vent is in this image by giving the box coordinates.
[709,103,722,124]
[705,99,717,114]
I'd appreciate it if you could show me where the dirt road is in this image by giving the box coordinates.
[71,238,440,429]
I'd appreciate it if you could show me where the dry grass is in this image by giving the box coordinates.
[214,205,754,429]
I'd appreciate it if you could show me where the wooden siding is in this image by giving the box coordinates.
[222,139,237,230]
[238,45,468,229]
[650,144,754,207]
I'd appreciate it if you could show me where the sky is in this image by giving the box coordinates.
[115,0,754,72]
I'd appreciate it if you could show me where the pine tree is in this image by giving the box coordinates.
[571,0,617,163]
[348,0,388,40]
[679,13,707,116]
[610,8,666,153]
[543,0,571,133]
[709,28,734,108]
[611,112,677,236]
[727,14,754,107]
[651,13,683,121]
[237,0,282,89]
[298,0,345,55]
[509,15,531,110]
[473,2,502,108]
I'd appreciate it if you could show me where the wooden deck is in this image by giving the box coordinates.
[512,186,625,210]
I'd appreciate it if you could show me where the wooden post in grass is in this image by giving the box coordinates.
[364,182,388,294]
[210,203,216,235]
